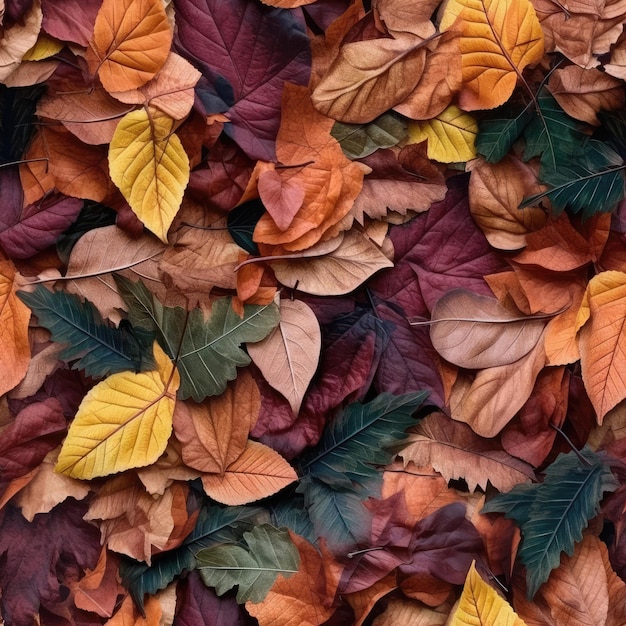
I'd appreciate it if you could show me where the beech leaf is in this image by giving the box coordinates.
[450,561,527,625]
[196,524,299,604]
[87,0,172,93]
[55,342,180,479]
[422,288,549,369]
[247,299,321,415]
[109,108,190,243]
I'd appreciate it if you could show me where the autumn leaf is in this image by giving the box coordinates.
[0,0,43,82]
[109,107,190,243]
[87,0,172,93]
[55,342,179,479]
[442,0,544,110]
[407,105,477,162]
[0,258,31,396]
[450,561,527,625]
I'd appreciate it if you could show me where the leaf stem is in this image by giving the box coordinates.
[549,422,591,466]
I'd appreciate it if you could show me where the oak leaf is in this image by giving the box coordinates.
[247,298,321,415]
[0,259,31,396]
[443,0,544,110]
[109,107,190,243]
[55,342,179,479]
[578,270,626,422]
[87,0,172,93]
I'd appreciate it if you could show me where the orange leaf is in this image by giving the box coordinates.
[246,532,341,626]
[345,573,398,626]
[87,0,172,93]
[371,596,453,625]
[0,260,30,396]
[105,593,162,626]
[444,0,544,110]
[173,371,260,473]
[578,271,626,422]
[201,440,297,505]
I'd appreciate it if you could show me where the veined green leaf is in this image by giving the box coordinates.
[476,105,533,163]
[196,525,299,603]
[270,494,317,546]
[482,447,619,599]
[17,285,154,377]
[331,112,407,160]
[116,277,280,400]
[120,503,264,610]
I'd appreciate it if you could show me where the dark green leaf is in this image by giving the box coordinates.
[331,112,407,160]
[270,494,317,545]
[197,525,299,603]
[120,503,264,610]
[595,109,626,159]
[480,482,537,527]
[227,199,265,255]
[17,285,154,377]
[116,277,280,400]
[476,105,533,163]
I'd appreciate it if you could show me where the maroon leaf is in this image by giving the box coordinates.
[0,501,100,626]
[41,0,100,47]
[174,0,311,161]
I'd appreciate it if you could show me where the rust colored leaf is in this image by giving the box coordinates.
[173,371,260,474]
[87,0,172,93]
[399,412,535,492]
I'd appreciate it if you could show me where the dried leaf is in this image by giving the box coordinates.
[0,0,42,82]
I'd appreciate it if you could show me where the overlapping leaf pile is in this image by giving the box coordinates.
[2,0,626,623]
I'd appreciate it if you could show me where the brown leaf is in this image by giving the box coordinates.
[468,156,547,251]
[106,593,162,626]
[375,0,444,35]
[248,299,321,415]
[425,288,549,369]
[200,440,297,505]
[312,32,430,123]
[0,0,42,81]
[257,165,306,232]
[548,64,625,125]
[344,574,397,626]
[399,412,535,492]
[173,372,260,474]
[270,229,393,296]
[371,596,452,626]
[449,332,547,438]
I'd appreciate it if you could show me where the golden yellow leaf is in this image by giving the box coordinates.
[22,34,64,61]
[0,260,31,396]
[56,342,180,479]
[201,440,297,505]
[578,271,626,423]
[109,108,190,243]
[450,561,527,625]
[87,0,171,93]
[407,105,477,162]
[442,0,544,110]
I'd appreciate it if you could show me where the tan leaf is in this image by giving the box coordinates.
[173,371,260,473]
[0,0,42,81]
[271,229,393,296]
[468,156,547,250]
[449,333,547,438]
[109,52,201,120]
[425,289,549,369]
[200,440,297,505]
[137,439,200,496]
[548,65,625,125]
[311,32,430,123]
[372,596,452,626]
[375,0,445,35]
[15,448,91,522]
[247,299,321,415]
[399,412,534,492]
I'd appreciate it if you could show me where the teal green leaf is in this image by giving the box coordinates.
[17,285,154,377]
[120,503,264,610]
[297,477,372,553]
[331,112,407,159]
[521,140,626,217]
[481,447,619,599]
[476,105,533,163]
[116,277,280,400]
[298,391,428,493]
[270,494,317,546]
[480,482,537,527]
[227,199,265,255]
[196,525,299,604]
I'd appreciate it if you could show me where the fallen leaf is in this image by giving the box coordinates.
[87,0,172,93]
[371,596,452,626]
[0,0,42,82]
[41,0,99,46]
[109,107,190,243]
[248,298,321,415]
[55,342,179,479]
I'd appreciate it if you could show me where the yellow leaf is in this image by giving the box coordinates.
[56,342,180,479]
[578,271,626,423]
[201,441,298,505]
[407,105,477,162]
[87,0,171,93]
[450,561,527,626]
[0,260,31,396]
[109,108,190,243]
[442,0,544,110]
[22,34,64,61]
